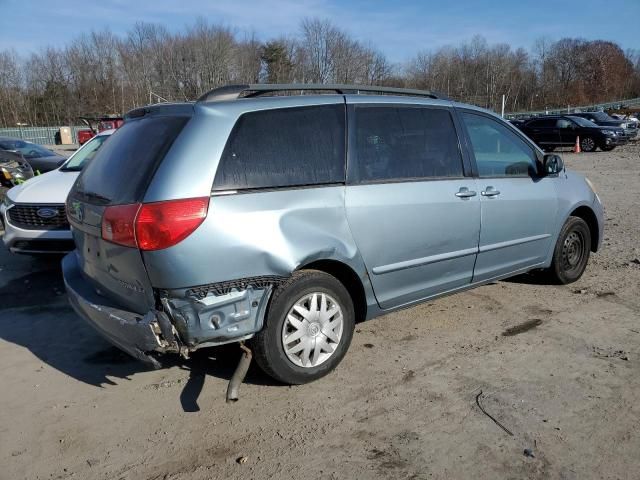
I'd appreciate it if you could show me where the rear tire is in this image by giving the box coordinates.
[252,270,355,384]
[580,136,596,152]
[546,216,591,284]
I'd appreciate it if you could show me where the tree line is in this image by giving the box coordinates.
[0,17,638,128]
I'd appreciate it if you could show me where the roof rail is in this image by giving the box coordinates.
[196,83,449,103]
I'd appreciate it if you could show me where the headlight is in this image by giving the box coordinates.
[601,129,615,136]
[2,194,14,208]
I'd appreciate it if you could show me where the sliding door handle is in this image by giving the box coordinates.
[481,187,501,197]
[455,187,477,198]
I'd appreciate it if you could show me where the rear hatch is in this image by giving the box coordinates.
[67,109,191,314]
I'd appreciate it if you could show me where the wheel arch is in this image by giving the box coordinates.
[297,259,368,324]
[570,205,599,252]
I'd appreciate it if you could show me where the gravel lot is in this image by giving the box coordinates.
[1,143,639,479]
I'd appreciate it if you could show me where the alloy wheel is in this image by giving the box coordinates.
[580,137,595,152]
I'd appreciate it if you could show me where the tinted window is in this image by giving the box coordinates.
[462,112,538,177]
[353,106,463,182]
[527,118,556,128]
[556,119,573,129]
[213,104,345,190]
[74,115,188,204]
[569,116,598,128]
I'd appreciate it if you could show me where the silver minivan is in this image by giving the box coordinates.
[63,84,604,385]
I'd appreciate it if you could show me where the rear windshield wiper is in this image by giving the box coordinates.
[60,166,82,172]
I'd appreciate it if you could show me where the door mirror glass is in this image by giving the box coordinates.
[543,154,564,175]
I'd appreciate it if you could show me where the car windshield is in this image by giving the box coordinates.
[590,112,610,122]
[60,135,110,172]
[0,139,56,159]
[569,116,598,128]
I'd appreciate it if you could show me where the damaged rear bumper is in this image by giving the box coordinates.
[62,253,168,368]
[62,252,277,367]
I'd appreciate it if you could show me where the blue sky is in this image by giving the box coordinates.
[0,0,638,62]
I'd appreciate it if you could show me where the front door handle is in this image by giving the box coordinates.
[455,187,477,198]
[481,186,501,197]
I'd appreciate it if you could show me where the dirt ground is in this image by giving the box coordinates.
[1,143,639,480]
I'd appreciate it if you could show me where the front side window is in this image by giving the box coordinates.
[352,106,463,182]
[213,104,345,190]
[556,119,573,129]
[462,112,538,178]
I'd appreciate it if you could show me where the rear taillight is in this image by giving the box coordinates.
[101,197,209,251]
[101,203,140,248]
[136,197,209,251]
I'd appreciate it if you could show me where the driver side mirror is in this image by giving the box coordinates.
[543,154,564,175]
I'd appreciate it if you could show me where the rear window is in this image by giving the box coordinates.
[213,104,345,191]
[73,116,188,204]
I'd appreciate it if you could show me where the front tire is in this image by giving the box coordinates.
[252,270,355,384]
[546,217,591,284]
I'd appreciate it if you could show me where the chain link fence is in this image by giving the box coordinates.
[0,126,87,145]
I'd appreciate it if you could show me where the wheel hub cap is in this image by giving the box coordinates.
[282,292,344,368]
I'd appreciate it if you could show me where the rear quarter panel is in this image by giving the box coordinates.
[142,187,371,291]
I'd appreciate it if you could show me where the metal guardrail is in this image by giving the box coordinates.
[0,126,86,145]
[506,97,640,119]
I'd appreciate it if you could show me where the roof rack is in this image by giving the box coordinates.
[197,83,449,103]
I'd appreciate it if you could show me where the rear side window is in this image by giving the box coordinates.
[352,106,463,183]
[528,118,556,128]
[73,116,188,204]
[213,104,345,191]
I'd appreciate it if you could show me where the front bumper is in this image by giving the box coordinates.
[2,206,74,254]
[62,252,166,368]
[602,135,628,147]
[623,128,638,139]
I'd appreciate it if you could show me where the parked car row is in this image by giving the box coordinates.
[512,115,628,152]
[0,149,34,188]
[571,111,638,138]
[1,131,112,253]
[0,137,67,172]
[0,84,606,387]
[510,110,638,152]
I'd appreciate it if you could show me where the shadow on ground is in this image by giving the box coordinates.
[0,253,278,411]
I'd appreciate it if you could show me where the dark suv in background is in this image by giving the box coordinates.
[515,115,627,152]
[571,111,638,139]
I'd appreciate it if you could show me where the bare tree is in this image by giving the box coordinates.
[0,18,639,128]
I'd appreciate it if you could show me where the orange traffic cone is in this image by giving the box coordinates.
[573,136,581,153]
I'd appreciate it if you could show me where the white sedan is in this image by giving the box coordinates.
[1,130,113,254]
